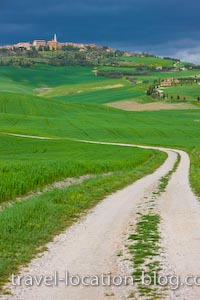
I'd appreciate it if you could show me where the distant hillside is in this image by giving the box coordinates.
[0,43,197,69]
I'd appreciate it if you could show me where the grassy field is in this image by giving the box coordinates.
[0,90,200,147]
[164,83,200,102]
[38,79,125,98]
[55,84,145,103]
[1,91,200,199]
[0,134,161,203]
[0,65,108,95]
[1,63,200,107]
[1,62,200,292]
[1,93,200,198]
[0,135,166,289]
[116,56,177,67]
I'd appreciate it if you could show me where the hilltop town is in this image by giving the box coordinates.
[0,34,198,79]
[0,34,141,68]
[0,34,114,52]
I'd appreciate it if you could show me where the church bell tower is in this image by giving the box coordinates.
[53,34,57,43]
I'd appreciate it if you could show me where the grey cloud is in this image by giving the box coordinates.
[0,0,200,63]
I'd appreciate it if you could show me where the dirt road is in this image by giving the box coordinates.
[3,138,200,300]
[159,149,200,299]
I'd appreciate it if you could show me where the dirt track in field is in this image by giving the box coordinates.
[2,135,200,300]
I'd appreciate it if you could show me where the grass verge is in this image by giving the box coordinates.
[128,213,162,300]
[158,153,181,193]
[190,149,200,198]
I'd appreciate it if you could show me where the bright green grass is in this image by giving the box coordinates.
[1,92,200,148]
[98,65,137,72]
[164,84,200,102]
[0,92,71,117]
[1,93,200,198]
[158,153,181,193]
[98,66,200,82]
[0,150,166,290]
[1,64,200,107]
[136,69,200,82]
[0,77,33,95]
[118,56,176,67]
[129,213,161,298]
[39,79,124,98]
[190,148,200,197]
[0,65,106,87]
[56,83,144,103]
[0,134,159,203]
[0,65,107,94]
[1,63,200,293]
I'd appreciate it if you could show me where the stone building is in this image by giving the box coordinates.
[47,34,61,50]
[32,40,46,49]
[14,42,31,50]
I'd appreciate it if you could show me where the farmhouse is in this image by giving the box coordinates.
[123,52,135,57]
[160,78,173,87]
[160,78,180,87]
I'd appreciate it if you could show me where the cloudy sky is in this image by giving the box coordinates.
[1,0,200,62]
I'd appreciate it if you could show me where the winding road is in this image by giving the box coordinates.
[3,135,200,300]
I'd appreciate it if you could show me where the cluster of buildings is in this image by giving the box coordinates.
[160,77,180,87]
[0,34,113,52]
[32,34,59,50]
[123,52,136,57]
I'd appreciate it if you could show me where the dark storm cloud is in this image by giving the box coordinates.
[1,0,200,62]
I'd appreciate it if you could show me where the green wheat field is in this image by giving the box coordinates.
[0,58,200,290]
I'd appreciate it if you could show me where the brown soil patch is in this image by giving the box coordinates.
[106,100,198,111]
